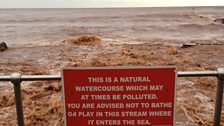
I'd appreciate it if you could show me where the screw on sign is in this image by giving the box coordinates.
[62,66,177,126]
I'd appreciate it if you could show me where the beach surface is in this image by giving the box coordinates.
[0,7,224,126]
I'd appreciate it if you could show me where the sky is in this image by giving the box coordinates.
[0,0,224,8]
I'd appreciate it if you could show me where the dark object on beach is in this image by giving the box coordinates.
[181,43,198,48]
[214,18,224,24]
[0,42,8,51]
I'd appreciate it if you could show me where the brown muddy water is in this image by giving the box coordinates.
[0,7,224,126]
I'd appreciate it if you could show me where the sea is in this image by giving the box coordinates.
[0,7,224,46]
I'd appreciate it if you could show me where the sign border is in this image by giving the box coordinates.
[61,66,177,126]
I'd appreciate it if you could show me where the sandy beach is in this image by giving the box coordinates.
[0,7,224,125]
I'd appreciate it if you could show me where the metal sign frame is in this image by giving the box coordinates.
[61,66,177,126]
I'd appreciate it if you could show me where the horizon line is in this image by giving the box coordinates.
[0,5,223,9]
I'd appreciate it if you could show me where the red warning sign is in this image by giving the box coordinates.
[62,67,177,126]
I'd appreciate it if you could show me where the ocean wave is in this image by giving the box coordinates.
[0,18,53,23]
[132,13,188,19]
[177,23,224,31]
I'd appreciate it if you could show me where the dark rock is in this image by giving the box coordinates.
[214,18,224,24]
[0,42,8,51]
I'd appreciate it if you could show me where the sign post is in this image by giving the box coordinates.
[62,67,177,126]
